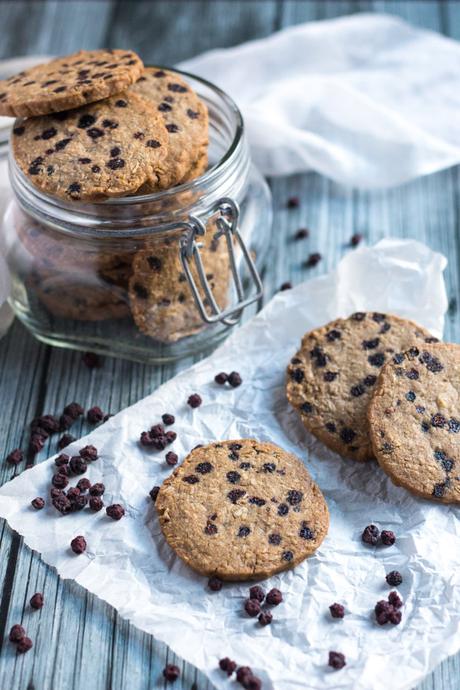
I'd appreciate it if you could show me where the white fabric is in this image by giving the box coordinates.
[179,13,460,186]
[0,239,453,690]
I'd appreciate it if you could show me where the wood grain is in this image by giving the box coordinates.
[0,2,459,689]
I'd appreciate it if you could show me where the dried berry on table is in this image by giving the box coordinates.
[87,406,104,424]
[76,478,91,493]
[70,535,87,554]
[79,444,98,461]
[17,637,33,654]
[362,524,380,545]
[287,196,299,208]
[30,592,44,610]
[89,497,104,512]
[280,282,292,291]
[6,448,23,465]
[52,494,72,514]
[89,482,105,496]
[31,497,45,510]
[187,393,202,408]
[52,473,68,489]
[55,453,69,467]
[57,434,76,450]
[163,664,180,682]
[228,371,242,388]
[329,602,345,618]
[328,651,346,670]
[208,575,223,592]
[214,372,228,385]
[29,435,45,455]
[161,413,175,426]
[258,611,272,626]
[106,504,125,520]
[9,624,25,642]
[249,585,265,603]
[244,599,261,617]
[219,657,237,676]
[149,486,160,502]
[381,529,396,546]
[165,451,178,466]
[63,402,84,419]
[304,252,322,268]
[294,227,309,240]
[388,590,403,608]
[69,456,87,475]
[266,588,283,606]
[350,233,363,246]
[386,570,403,587]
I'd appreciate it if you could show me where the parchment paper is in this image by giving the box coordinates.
[0,239,457,690]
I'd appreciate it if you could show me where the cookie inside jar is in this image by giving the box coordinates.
[3,50,272,363]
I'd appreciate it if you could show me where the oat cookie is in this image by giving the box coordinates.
[156,439,329,580]
[0,50,144,117]
[131,67,208,189]
[128,225,229,343]
[12,92,169,200]
[368,343,460,503]
[286,313,436,462]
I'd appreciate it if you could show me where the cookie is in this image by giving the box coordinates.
[0,50,144,117]
[128,224,229,343]
[30,270,129,321]
[12,91,169,200]
[131,67,208,190]
[156,439,329,580]
[368,343,460,503]
[286,313,437,462]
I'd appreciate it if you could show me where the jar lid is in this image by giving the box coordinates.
[0,56,48,160]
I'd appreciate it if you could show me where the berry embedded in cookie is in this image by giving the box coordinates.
[368,343,460,503]
[155,439,329,580]
[286,313,437,462]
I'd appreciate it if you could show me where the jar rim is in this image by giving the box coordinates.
[9,66,246,217]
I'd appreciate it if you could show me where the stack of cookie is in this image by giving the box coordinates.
[287,312,460,503]
[1,50,228,341]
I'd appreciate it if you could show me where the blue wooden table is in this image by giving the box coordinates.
[1,2,460,688]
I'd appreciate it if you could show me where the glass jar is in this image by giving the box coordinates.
[1,69,272,363]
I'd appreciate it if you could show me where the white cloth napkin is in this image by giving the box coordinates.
[179,13,460,187]
[0,239,453,690]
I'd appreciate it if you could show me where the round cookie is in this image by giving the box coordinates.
[286,312,437,462]
[12,91,169,200]
[128,224,229,343]
[156,439,329,580]
[131,67,208,190]
[0,50,144,117]
[368,343,460,503]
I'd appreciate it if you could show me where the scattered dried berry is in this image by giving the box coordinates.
[329,602,345,619]
[214,372,228,385]
[228,372,242,387]
[57,434,75,450]
[389,608,402,624]
[165,430,177,444]
[29,434,45,455]
[52,494,72,514]
[304,252,322,268]
[187,393,202,408]
[381,530,396,546]
[208,575,223,591]
[82,351,102,368]
[362,524,380,545]
[163,664,180,682]
[87,406,104,424]
[9,624,25,642]
[388,591,403,609]
[350,233,363,246]
[55,454,69,467]
[249,585,265,603]
[280,281,292,291]
[69,456,87,475]
[63,402,84,420]
[30,593,44,610]
[219,657,237,676]
[386,571,403,587]
[17,636,33,654]
[89,482,105,496]
[287,196,299,208]
[149,486,160,502]
[165,451,178,466]
[76,478,91,493]
[59,414,74,431]
[6,448,23,465]
[294,228,309,240]
[162,413,175,426]
[106,504,125,520]
[89,497,104,512]
[266,588,283,606]
[245,599,261,617]
[52,473,69,489]
[258,611,273,626]
[31,414,59,434]
[328,651,346,670]
[31,497,45,510]
[79,445,98,462]
[70,535,87,554]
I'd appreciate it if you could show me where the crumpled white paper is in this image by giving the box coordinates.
[179,13,460,187]
[0,239,456,690]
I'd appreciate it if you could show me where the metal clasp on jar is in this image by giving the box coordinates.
[179,197,263,327]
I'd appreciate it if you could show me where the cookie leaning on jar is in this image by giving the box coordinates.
[286,312,438,462]
[4,49,229,335]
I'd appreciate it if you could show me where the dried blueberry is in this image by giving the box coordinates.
[30,592,44,610]
[277,503,289,516]
[329,603,345,618]
[238,526,251,537]
[214,372,228,385]
[89,497,104,512]
[208,576,223,591]
[258,611,273,626]
[187,393,202,408]
[87,406,104,424]
[304,252,322,268]
[244,599,261,617]
[80,445,98,462]
[266,588,283,606]
[6,449,23,465]
[227,471,241,483]
[388,590,403,608]
[328,651,346,670]
[9,624,25,642]
[162,413,175,425]
[368,352,385,367]
[381,530,396,546]
[70,535,87,554]
[106,504,125,520]
[165,451,178,466]
[89,482,105,497]
[386,571,402,587]
[362,524,380,545]
[69,456,87,475]
[228,371,242,387]
[163,664,180,682]
[31,497,45,510]
[249,585,265,602]
[227,489,246,503]
[17,637,33,654]
[219,657,237,676]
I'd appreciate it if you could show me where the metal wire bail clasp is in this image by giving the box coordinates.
[180,197,263,326]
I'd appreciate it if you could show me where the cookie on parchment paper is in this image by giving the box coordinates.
[286,312,437,462]
[12,91,169,201]
[156,439,329,581]
[0,50,144,117]
[131,67,208,190]
[368,343,460,503]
